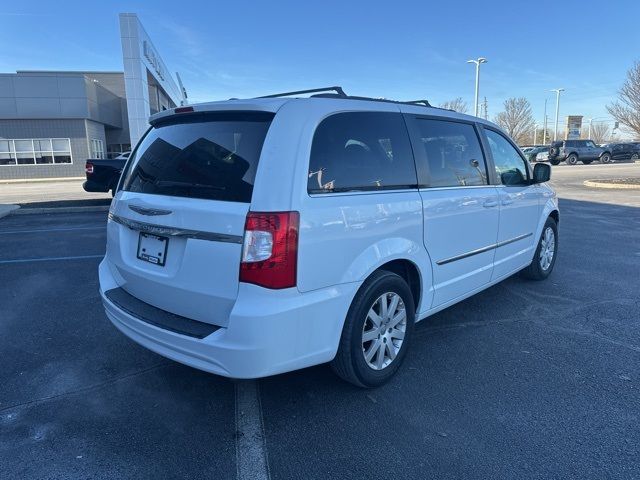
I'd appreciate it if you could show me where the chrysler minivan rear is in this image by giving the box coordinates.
[99,105,357,378]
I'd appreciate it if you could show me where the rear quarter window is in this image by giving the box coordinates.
[307,112,417,193]
[122,111,274,202]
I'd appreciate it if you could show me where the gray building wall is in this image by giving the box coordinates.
[0,71,131,179]
[0,119,90,179]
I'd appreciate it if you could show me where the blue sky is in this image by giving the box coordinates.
[1,0,639,130]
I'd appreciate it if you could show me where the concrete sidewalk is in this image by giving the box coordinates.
[0,179,111,205]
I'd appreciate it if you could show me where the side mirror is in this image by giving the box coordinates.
[532,162,551,184]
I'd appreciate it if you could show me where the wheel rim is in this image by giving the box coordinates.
[362,292,406,371]
[632,154,638,160]
[602,155,610,163]
[539,227,555,271]
[568,156,576,164]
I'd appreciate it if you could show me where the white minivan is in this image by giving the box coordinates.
[99,88,559,387]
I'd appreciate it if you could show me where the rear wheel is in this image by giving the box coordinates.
[565,153,578,165]
[600,153,612,163]
[631,153,639,160]
[521,217,558,280]
[331,270,415,388]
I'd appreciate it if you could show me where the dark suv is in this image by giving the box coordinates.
[548,139,611,165]
[601,143,640,162]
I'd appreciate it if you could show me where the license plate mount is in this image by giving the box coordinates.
[137,232,168,266]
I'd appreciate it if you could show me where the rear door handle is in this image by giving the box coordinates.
[483,199,498,208]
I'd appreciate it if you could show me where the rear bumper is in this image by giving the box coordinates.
[83,180,110,192]
[99,259,359,379]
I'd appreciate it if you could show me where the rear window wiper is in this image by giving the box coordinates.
[155,180,226,190]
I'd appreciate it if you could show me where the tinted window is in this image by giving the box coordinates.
[308,112,417,193]
[123,112,273,202]
[485,129,529,186]
[413,119,487,187]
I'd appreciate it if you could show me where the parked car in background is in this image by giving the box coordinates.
[98,88,559,387]
[523,145,549,163]
[600,143,640,162]
[548,139,611,165]
[83,155,127,196]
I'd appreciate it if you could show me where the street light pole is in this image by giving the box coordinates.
[533,124,538,145]
[467,57,487,117]
[550,88,564,141]
[542,98,548,144]
[588,118,592,140]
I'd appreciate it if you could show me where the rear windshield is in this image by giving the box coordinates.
[122,111,274,202]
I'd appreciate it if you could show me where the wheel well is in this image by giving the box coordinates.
[376,260,421,312]
[549,210,559,224]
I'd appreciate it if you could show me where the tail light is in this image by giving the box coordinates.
[240,211,299,289]
[85,161,94,174]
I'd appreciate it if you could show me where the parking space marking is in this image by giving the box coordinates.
[0,226,105,235]
[235,380,270,480]
[0,254,104,265]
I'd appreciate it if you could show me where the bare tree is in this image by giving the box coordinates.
[582,123,611,143]
[607,61,640,138]
[494,97,535,144]
[439,97,469,114]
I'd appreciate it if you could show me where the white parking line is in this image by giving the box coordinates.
[0,226,105,235]
[235,380,270,480]
[0,254,104,265]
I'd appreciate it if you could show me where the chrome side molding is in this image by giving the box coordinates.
[436,232,533,266]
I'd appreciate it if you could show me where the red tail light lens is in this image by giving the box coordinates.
[240,211,299,289]
[85,162,94,174]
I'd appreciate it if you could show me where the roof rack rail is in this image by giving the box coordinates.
[254,87,447,111]
[257,86,346,98]
[403,99,433,107]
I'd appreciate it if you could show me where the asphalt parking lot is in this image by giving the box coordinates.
[1,167,640,479]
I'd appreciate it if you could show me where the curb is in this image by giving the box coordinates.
[0,177,85,185]
[0,204,20,219]
[583,180,640,190]
[10,205,110,215]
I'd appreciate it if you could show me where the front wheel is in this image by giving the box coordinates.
[331,270,415,388]
[521,217,558,280]
[600,153,612,163]
[565,154,578,165]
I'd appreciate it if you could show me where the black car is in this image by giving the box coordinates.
[600,143,640,162]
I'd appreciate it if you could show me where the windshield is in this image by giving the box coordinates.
[122,111,274,203]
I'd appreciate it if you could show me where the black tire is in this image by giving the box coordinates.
[521,216,558,280]
[600,153,612,163]
[631,153,639,160]
[565,153,578,165]
[331,270,415,388]
[549,159,561,166]
[582,159,593,165]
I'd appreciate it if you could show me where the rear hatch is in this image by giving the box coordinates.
[106,110,274,327]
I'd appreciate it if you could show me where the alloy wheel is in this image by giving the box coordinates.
[539,227,555,271]
[361,292,406,370]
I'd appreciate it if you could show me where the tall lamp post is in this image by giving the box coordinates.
[467,57,487,117]
[550,88,564,141]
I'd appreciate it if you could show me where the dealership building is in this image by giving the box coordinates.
[0,13,186,180]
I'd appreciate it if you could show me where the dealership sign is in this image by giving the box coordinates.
[565,115,583,140]
[143,40,165,81]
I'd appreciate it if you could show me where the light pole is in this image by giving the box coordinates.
[542,98,548,144]
[550,88,564,141]
[467,57,487,117]
[533,124,538,145]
